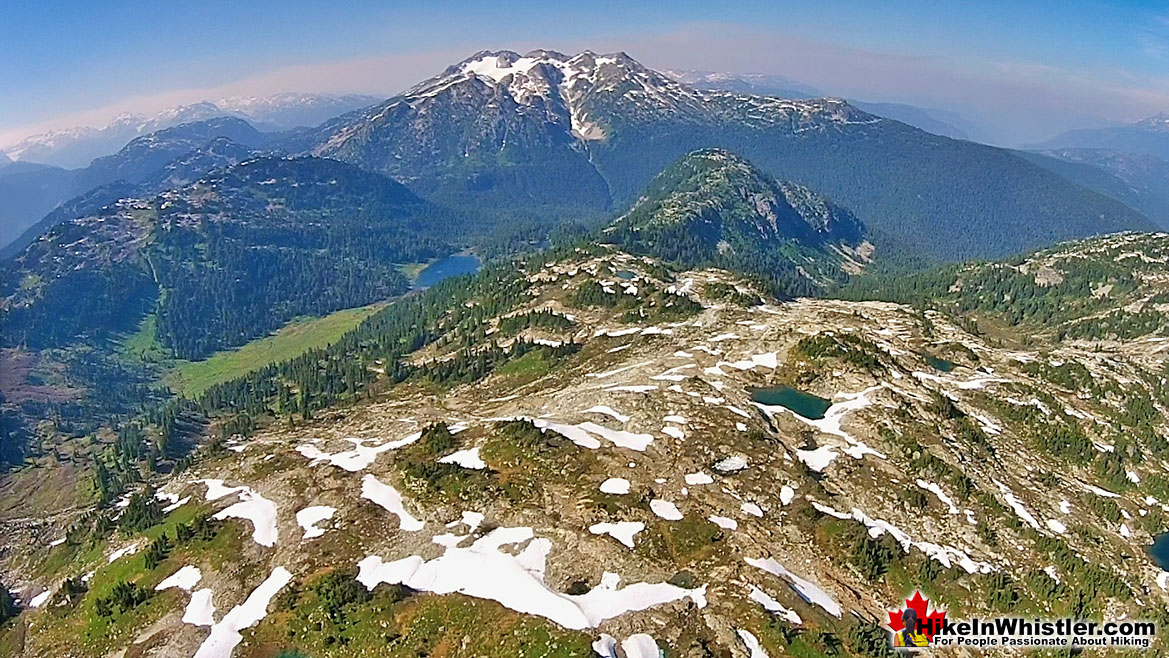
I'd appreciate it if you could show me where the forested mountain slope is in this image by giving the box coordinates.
[606,149,870,295]
[1,156,457,360]
[301,49,1155,261]
[0,118,278,254]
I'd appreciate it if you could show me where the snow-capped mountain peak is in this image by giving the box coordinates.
[402,49,731,141]
[1135,113,1169,132]
[313,48,880,177]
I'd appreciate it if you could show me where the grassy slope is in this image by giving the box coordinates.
[163,304,384,397]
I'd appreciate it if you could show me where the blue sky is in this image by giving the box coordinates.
[1,0,1167,145]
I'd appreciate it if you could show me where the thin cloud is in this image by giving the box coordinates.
[3,22,1168,147]
[0,47,469,146]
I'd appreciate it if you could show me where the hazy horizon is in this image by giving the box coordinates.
[2,1,1168,148]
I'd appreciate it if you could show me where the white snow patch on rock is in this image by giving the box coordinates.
[28,589,51,608]
[995,480,1041,530]
[361,474,425,531]
[193,566,292,658]
[916,479,959,514]
[296,506,337,540]
[578,422,654,451]
[295,433,420,472]
[709,515,738,530]
[108,540,144,563]
[532,419,602,449]
[209,485,279,547]
[590,521,645,548]
[741,502,764,517]
[650,499,684,521]
[737,629,771,658]
[599,478,631,495]
[163,496,191,513]
[796,446,838,472]
[714,455,749,472]
[747,557,842,617]
[585,405,631,423]
[356,527,705,630]
[747,584,802,624]
[684,472,714,485]
[156,565,202,592]
[621,634,661,658]
[438,446,487,469]
[184,589,216,626]
[780,486,796,506]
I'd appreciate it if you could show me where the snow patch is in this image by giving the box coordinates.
[709,515,738,530]
[438,446,487,469]
[296,506,337,540]
[361,474,425,531]
[737,629,771,658]
[356,527,706,630]
[590,521,645,548]
[747,557,842,617]
[206,482,279,547]
[741,502,764,517]
[650,499,684,521]
[714,455,749,472]
[156,565,202,592]
[599,478,631,495]
[295,433,420,472]
[685,472,714,485]
[193,567,292,658]
[747,584,802,624]
[585,405,631,423]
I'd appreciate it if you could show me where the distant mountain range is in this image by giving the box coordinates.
[2,93,380,169]
[298,49,1153,260]
[2,50,1162,264]
[662,69,989,141]
[1034,114,1169,161]
[7,47,1169,658]
[662,69,822,100]
[0,117,277,254]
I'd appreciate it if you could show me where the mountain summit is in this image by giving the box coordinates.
[608,149,869,292]
[303,49,1153,261]
[1035,113,1169,161]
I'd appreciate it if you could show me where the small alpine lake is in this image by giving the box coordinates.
[413,252,482,288]
[748,385,832,420]
[1149,532,1169,571]
[925,355,956,372]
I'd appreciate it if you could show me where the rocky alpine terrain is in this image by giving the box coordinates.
[4,233,1169,657]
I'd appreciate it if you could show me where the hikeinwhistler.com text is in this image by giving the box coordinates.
[924,617,1156,650]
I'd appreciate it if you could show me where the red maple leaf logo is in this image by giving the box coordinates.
[887,590,947,641]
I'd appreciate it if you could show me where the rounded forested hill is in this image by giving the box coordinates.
[0,156,461,360]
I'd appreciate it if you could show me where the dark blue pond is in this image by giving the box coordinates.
[748,385,833,420]
[414,253,482,288]
[1149,532,1169,570]
[925,355,956,372]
